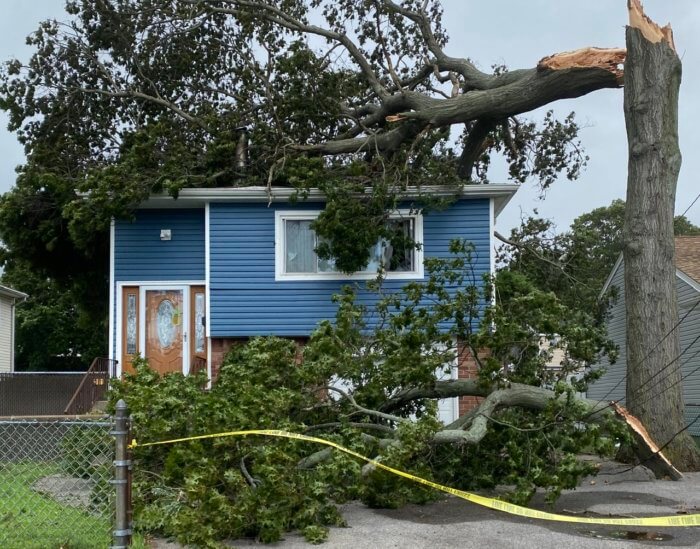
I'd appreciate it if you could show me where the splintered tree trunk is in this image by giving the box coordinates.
[623,0,700,470]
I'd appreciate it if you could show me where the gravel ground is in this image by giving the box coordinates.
[32,474,93,509]
[149,459,700,548]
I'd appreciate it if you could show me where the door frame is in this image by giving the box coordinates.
[115,280,206,377]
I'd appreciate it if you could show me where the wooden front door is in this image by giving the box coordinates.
[145,289,184,374]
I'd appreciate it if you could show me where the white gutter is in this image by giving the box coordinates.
[0,285,28,300]
[137,184,519,219]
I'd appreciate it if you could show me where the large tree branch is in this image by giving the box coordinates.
[379,0,488,89]
[457,119,497,179]
[297,52,623,156]
[300,379,680,479]
[296,119,427,155]
[391,56,624,126]
[383,379,611,421]
[393,380,680,478]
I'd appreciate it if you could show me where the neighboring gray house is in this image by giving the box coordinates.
[587,236,700,436]
[0,285,27,373]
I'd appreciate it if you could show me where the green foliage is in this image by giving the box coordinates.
[110,350,349,546]
[359,417,442,509]
[498,199,700,321]
[60,426,111,480]
[0,259,105,371]
[109,244,624,545]
[0,1,600,373]
[429,390,630,505]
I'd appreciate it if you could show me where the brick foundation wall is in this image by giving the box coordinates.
[209,337,308,380]
[457,342,489,416]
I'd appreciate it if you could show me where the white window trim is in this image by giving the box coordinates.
[274,209,424,281]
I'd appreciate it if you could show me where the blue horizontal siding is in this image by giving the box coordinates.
[114,209,205,281]
[209,199,491,337]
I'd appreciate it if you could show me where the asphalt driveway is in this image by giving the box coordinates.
[152,460,700,548]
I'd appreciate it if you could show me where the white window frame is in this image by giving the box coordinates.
[274,209,424,281]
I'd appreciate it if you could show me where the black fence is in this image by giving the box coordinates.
[0,372,85,416]
[0,358,115,417]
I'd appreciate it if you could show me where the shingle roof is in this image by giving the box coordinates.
[675,236,700,284]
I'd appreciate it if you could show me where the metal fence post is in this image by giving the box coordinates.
[112,399,132,548]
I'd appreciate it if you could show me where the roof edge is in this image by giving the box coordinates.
[0,285,28,300]
[137,184,519,217]
[598,254,700,299]
[599,252,624,299]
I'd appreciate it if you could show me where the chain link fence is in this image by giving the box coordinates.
[0,417,115,548]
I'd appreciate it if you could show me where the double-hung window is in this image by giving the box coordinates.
[275,210,423,280]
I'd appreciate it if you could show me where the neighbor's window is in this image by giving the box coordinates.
[275,210,423,280]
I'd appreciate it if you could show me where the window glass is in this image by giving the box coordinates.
[285,220,316,273]
[283,215,416,275]
[156,299,177,349]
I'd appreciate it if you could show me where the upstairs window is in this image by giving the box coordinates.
[275,210,423,281]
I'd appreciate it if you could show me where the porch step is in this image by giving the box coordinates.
[91,400,109,414]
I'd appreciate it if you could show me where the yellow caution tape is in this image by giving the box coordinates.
[130,429,700,527]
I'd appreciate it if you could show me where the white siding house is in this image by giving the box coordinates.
[587,236,700,436]
[0,285,27,372]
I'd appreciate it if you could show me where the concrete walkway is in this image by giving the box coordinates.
[151,460,700,548]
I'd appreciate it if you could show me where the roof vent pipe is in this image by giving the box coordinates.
[234,127,249,171]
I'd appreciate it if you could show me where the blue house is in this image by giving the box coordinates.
[108,185,517,398]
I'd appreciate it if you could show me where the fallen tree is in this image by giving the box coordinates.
[111,244,667,545]
[3,5,697,543]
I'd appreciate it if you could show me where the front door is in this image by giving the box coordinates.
[145,289,184,374]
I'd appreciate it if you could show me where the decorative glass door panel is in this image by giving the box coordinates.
[189,285,207,374]
[121,287,140,374]
[145,289,184,374]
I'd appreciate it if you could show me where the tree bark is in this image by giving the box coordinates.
[303,379,681,478]
[623,0,700,470]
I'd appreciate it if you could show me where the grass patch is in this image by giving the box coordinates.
[0,462,148,548]
[0,462,111,548]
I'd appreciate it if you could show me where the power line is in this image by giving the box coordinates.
[631,331,700,403]
[680,191,700,218]
[578,332,700,459]
[582,299,700,417]
[635,348,700,412]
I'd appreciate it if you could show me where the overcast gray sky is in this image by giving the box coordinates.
[1,0,698,234]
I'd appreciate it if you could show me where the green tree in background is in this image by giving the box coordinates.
[498,198,700,319]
